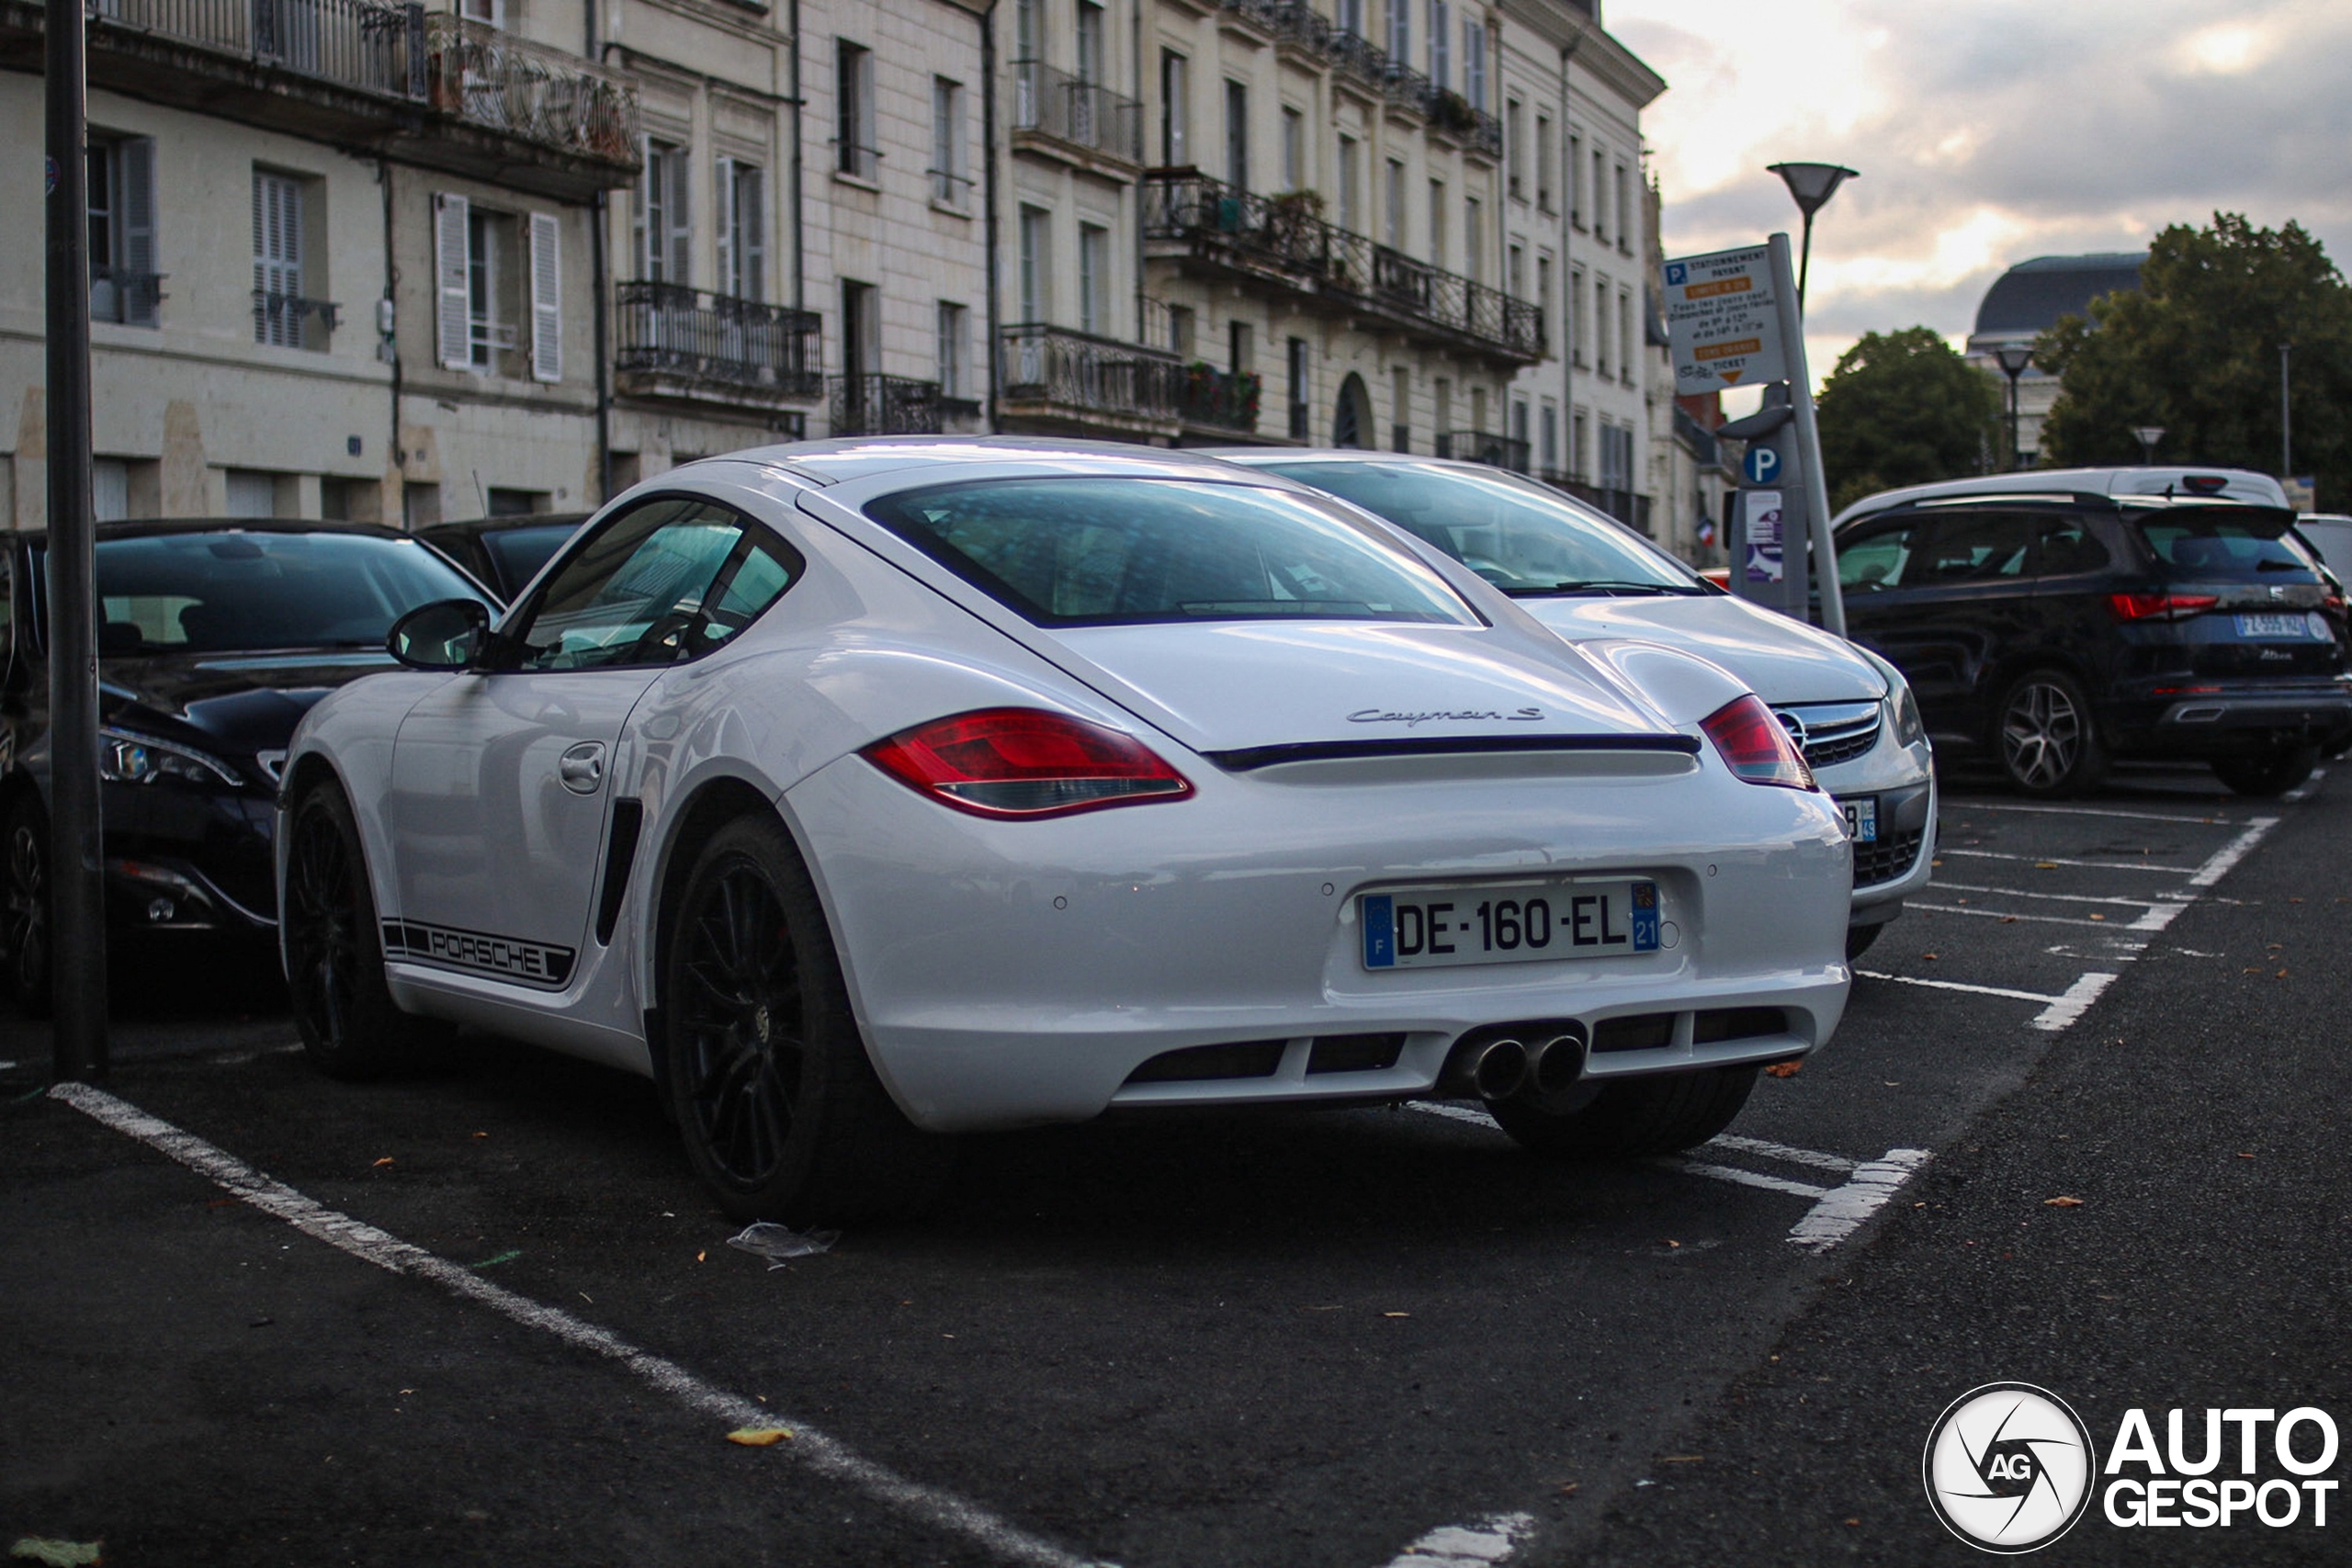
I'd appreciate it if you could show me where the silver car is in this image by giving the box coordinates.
[1217,451,1935,957]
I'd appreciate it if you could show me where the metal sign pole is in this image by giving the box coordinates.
[45,0,109,1081]
[1768,232,1847,638]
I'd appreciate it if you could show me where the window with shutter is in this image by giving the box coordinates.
[252,171,305,348]
[435,192,471,369]
[734,165,764,302]
[529,211,561,383]
[715,154,736,299]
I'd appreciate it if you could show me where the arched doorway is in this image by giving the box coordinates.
[1332,373,1374,448]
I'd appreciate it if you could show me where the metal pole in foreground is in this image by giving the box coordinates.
[2279,342,2293,479]
[45,0,109,1081]
[1768,231,1846,639]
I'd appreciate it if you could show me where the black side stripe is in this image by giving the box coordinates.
[595,798,646,946]
[1204,733,1703,772]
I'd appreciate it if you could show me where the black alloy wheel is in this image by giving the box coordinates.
[1996,669,2108,796]
[283,780,444,1077]
[661,814,948,1224]
[3,795,51,1015]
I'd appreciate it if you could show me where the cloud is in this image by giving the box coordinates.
[1610,0,2352,378]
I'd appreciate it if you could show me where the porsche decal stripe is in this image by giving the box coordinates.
[1204,732,1703,772]
[381,919,576,988]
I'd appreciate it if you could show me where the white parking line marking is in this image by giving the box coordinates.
[1787,1148,1931,1252]
[1379,1512,1534,1566]
[1934,848,2196,874]
[2028,971,2121,1032]
[1930,880,2184,908]
[1955,802,2239,826]
[1404,1100,1500,1126]
[1659,1160,1833,1201]
[1706,1134,1858,1174]
[2282,768,2327,805]
[47,1083,1112,1568]
[1910,901,2119,930]
[1856,968,2064,1004]
[2186,817,2280,887]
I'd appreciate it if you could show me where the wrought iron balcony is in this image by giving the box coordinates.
[1143,172,1542,364]
[615,283,822,404]
[1221,1,1502,159]
[74,0,424,94]
[1011,60,1142,167]
[1179,364,1261,434]
[830,373,944,437]
[998,324,1182,437]
[423,15,638,174]
[1435,431,1532,474]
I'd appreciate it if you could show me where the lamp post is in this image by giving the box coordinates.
[2132,425,2165,467]
[1767,162,1859,312]
[1993,343,2033,469]
[2280,342,2293,479]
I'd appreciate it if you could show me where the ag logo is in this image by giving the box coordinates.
[1923,1382,2097,1552]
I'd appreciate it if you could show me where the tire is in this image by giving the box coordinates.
[1,794,51,1016]
[283,779,447,1078]
[1487,1066,1759,1160]
[2211,745,2318,798]
[660,813,949,1224]
[1845,922,1883,961]
[1995,669,2108,796]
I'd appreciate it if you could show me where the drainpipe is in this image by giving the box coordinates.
[981,0,1001,430]
[588,0,612,502]
[1132,0,1145,362]
[789,0,806,312]
[1558,29,1579,483]
[379,158,404,525]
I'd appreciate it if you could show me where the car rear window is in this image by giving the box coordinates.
[864,477,1478,627]
[482,523,581,589]
[2132,509,2311,579]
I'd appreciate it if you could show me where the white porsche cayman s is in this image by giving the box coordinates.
[278,439,1853,1221]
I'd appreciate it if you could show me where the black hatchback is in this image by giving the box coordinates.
[1833,469,2352,797]
[0,520,497,1010]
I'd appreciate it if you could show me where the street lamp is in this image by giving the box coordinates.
[2133,425,2165,467]
[1993,343,2034,470]
[1767,162,1860,312]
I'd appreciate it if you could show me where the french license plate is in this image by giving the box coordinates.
[2236,613,2315,638]
[1843,796,1878,843]
[1361,879,1660,971]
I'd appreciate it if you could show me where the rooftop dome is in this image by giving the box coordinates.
[1972,253,2146,338]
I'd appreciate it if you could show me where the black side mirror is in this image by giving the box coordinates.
[388,598,492,671]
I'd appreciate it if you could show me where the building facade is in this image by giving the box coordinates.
[1964,252,2145,468]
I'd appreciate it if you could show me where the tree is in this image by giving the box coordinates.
[1814,326,2002,512]
[2038,214,2352,502]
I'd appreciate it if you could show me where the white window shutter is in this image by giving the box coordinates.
[740,167,764,303]
[435,193,471,370]
[665,148,692,287]
[529,210,562,383]
[715,155,735,299]
[121,138,157,326]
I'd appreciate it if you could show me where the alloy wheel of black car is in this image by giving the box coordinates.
[1997,671,2107,796]
[4,796,51,1015]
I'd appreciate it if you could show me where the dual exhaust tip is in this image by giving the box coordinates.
[1450,1025,1587,1103]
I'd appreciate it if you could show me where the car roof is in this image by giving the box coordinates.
[709,434,1259,488]
[1832,467,2291,528]
[424,513,592,536]
[17,517,421,546]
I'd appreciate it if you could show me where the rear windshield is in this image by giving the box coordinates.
[2132,509,2311,579]
[53,531,492,654]
[1255,460,1702,596]
[864,477,1477,627]
[482,523,582,589]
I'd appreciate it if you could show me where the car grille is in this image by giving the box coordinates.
[1775,702,1883,770]
[1855,827,1925,888]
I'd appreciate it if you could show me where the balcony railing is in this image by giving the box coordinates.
[1225,1,1502,159]
[92,265,164,327]
[424,14,637,165]
[615,283,821,400]
[86,0,424,96]
[1011,61,1143,165]
[999,324,1182,428]
[1435,431,1531,474]
[1179,364,1261,433]
[830,373,944,436]
[1554,481,1653,535]
[1144,172,1542,362]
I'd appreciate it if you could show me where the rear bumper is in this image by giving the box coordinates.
[2109,684,2352,754]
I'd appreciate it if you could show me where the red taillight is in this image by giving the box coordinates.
[2107,592,2219,623]
[1701,694,1815,790]
[862,707,1193,819]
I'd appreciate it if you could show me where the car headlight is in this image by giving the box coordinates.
[100,728,243,788]
[1885,678,1926,749]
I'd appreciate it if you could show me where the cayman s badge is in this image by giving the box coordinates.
[1347,707,1545,727]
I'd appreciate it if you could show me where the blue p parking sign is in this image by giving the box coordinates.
[1743,445,1781,485]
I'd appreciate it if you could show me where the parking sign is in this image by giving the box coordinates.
[1663,245,1788,395]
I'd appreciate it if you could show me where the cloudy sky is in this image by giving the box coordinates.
[1610,0,2352,393]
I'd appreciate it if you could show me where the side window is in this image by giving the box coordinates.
[1916,512,2034,583]
[2035,516,2111,577]
[1838,521,1917,592]
[508,497,801,671]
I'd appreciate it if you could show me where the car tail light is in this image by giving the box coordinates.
[1700,694,1816,790]
[863,707,1193,818]
[2107,592,2219,623]
[2183,474,2229,494]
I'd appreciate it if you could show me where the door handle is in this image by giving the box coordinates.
[559,740,606,794]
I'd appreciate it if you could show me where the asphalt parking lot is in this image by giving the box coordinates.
[5,761,2346,1566]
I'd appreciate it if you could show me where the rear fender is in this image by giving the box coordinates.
[1572,637,1755,728]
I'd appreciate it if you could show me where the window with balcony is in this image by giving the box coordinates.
[1076,1,1104,84]
[1337,136,1359,231]
[1079,223,1109,336]
[1225,80,1249,192]
[936,301,968,400]
[1014,0,1038,61]
[1161,51,1189,165]
[717,157,765,302]
[636,139,690,283]
[1464,195,1481,283]
[1281,107,1305,192]
[1386,0,1408,65]
[932,78,970,208]
[1018,206,1050,321]
[837,42,877,180]
[1229,319,1252,377]
[1428,0,1449,89]
[1385,158,1405,248]
[1338,0,1363,37]
[1428,177,1444,267]
[90,135,159,328]
[1464,20,1486,114]
[1508,243,1522,303]
[252,169,329,350]
[464,207,518,370]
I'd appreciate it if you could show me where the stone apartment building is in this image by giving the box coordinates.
[0,0,987,530]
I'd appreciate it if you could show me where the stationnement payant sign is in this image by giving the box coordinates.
[1662,244,1786,395]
